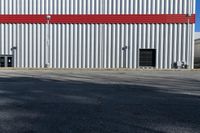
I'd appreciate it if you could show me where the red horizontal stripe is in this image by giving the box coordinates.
[0,14,195,24]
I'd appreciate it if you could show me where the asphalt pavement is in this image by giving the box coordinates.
[0,70,200,133]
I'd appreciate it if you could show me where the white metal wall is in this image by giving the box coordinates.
[0,0,196,69]
[0,0,196,14]
[195,39,200,57]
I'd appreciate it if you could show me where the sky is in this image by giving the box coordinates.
[196,0,200,32]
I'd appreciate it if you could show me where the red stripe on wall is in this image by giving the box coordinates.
[0,14,196,24]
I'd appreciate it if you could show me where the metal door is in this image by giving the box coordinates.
[139,49,156,67]
[0,57,5,67]
[7,57,13,67]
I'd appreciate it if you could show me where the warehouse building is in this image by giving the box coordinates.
[195,38,200,67]
[0,0,196,69]
[195,32,200,68]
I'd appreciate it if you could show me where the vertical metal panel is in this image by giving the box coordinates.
[0,0,196,69]
[168,24,173,69]
[0,24,196,69]
[0,0,195,15]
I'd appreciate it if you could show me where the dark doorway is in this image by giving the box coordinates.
[139,49,156,67]
[0,57,5,67]
[7,57,13,67]
[0,55,13,67]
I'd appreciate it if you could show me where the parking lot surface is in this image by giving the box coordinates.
[0,70,200,133]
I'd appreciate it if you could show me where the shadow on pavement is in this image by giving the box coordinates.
[0,76,200,133]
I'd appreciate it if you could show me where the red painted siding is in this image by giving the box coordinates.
[0,14,196,24]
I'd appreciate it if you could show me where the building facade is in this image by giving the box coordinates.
[195,38,200,68]
[0,0,196,69]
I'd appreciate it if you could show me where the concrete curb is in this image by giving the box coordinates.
[0,68,199,71]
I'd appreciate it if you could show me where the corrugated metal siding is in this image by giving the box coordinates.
[0,23,195,69]
[0,0,196,14]
[0,0,196,69]
[195,39,200,58]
